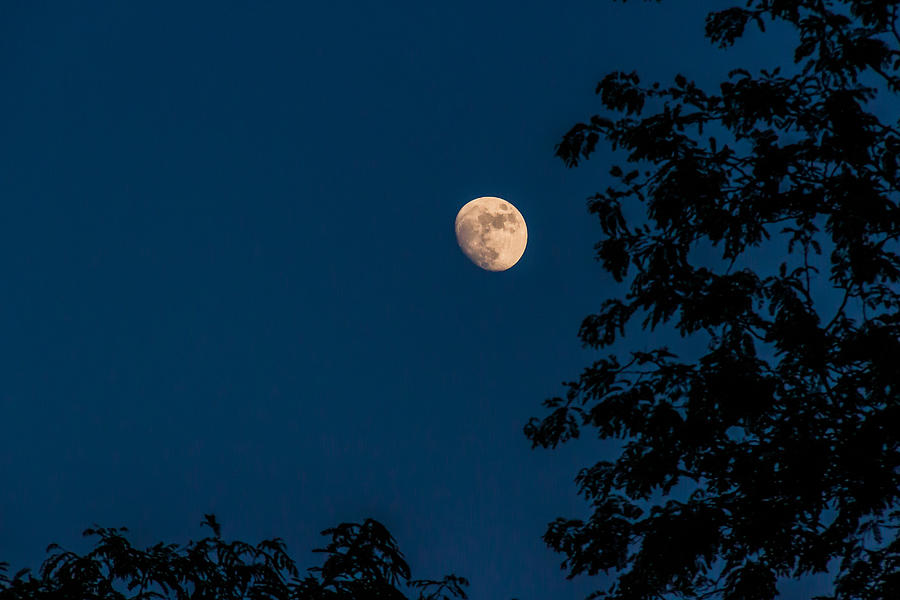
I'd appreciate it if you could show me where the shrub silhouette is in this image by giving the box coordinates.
[0,514,469,600]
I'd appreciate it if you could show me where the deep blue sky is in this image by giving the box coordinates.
[0,2,835,598]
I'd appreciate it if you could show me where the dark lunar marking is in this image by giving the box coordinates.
[473,243,499,267]
[478,211,514,231]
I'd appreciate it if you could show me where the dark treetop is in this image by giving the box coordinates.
[0,515,470,600]
[526,1,900,599]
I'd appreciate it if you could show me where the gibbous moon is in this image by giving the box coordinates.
[455,196,527,271]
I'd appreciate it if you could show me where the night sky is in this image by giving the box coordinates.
[0,2,840,598]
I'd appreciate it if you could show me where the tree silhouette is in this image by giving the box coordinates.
[525,1,900,599]
[0,515,469,600]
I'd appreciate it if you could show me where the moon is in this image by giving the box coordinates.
[455,196,527,271]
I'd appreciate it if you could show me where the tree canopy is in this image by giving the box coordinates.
[0,515,469,600]
[525,1,900,599]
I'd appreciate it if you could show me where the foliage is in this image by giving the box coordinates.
[0,514,469,600]
[525,1,900,599]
